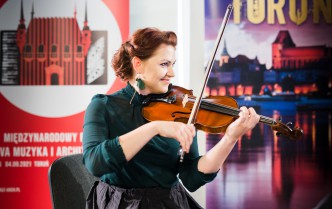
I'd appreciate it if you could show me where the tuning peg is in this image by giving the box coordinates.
[286,122,293,127]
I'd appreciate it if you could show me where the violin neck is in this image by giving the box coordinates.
[259,115,277,126]
[200,101,277,126]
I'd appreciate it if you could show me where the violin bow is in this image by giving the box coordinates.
[179,4,233,162]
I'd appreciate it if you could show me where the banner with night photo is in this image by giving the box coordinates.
[204,0,332,208]
[0,0,128,208]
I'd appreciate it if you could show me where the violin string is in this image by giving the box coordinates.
[187,96,237,115]
[203,101,276,125]
[202,101,239,116]
[187,97,239,116]
[187,96,276,125]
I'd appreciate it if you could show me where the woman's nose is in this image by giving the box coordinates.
[167,66,175,77]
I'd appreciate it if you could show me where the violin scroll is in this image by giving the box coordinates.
[271,120,303,140]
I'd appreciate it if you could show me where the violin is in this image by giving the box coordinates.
[142,85,303,139]
[144,4,302,162]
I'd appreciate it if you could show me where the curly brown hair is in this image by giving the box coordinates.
[111,27,177,81]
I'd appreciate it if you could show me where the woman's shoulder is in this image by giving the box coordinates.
[91,94,109,102]
[89,89,127,104]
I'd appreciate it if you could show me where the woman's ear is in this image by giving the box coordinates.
[132,56,142,71]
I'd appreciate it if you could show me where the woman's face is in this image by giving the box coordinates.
[139,44,176,94]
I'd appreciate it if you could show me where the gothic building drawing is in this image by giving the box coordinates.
[0,0,107,85]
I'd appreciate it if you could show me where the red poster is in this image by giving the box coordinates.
[0,0,128,208]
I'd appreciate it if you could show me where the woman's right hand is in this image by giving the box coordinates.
[152,121,196,153]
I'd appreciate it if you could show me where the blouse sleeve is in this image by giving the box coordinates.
[82,95,127,177]
[178,135,218,192]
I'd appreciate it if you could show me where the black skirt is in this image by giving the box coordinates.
[86,180,203,209]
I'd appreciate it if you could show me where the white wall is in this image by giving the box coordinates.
[130,0,207,207]
[130,0,180,84]
[130,0,178,33]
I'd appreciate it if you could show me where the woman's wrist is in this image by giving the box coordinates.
[223,133,238,145]
[148,121,161,136]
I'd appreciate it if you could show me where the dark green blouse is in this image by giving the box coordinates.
[82,83,217,192]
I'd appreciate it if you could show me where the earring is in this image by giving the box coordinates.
[136,75,145,90]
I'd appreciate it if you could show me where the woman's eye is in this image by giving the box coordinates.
[161,63,169,67]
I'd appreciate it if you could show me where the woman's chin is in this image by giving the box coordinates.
[156,86,169,94]
[145,82,170,94]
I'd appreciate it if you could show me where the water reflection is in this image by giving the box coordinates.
[206,109,332,209]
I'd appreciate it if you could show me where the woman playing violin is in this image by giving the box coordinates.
[83,27,260,209]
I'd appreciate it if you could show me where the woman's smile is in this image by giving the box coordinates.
[161,78,171,83]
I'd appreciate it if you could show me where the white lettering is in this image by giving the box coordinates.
[56,146,83,157]
[3,132,81,144]
[5,161,32,167]
[34,160,49,167]
[12,146,48,157]
[79,132,83,142]
[0,147,10,157]
[6,187,20,192]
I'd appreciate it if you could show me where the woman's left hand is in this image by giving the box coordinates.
[224,106,260,141]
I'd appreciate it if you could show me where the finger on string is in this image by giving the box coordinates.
[239,106,249,121]
[248,107,260,123]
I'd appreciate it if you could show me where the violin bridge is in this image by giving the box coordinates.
[182,94,189,108]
